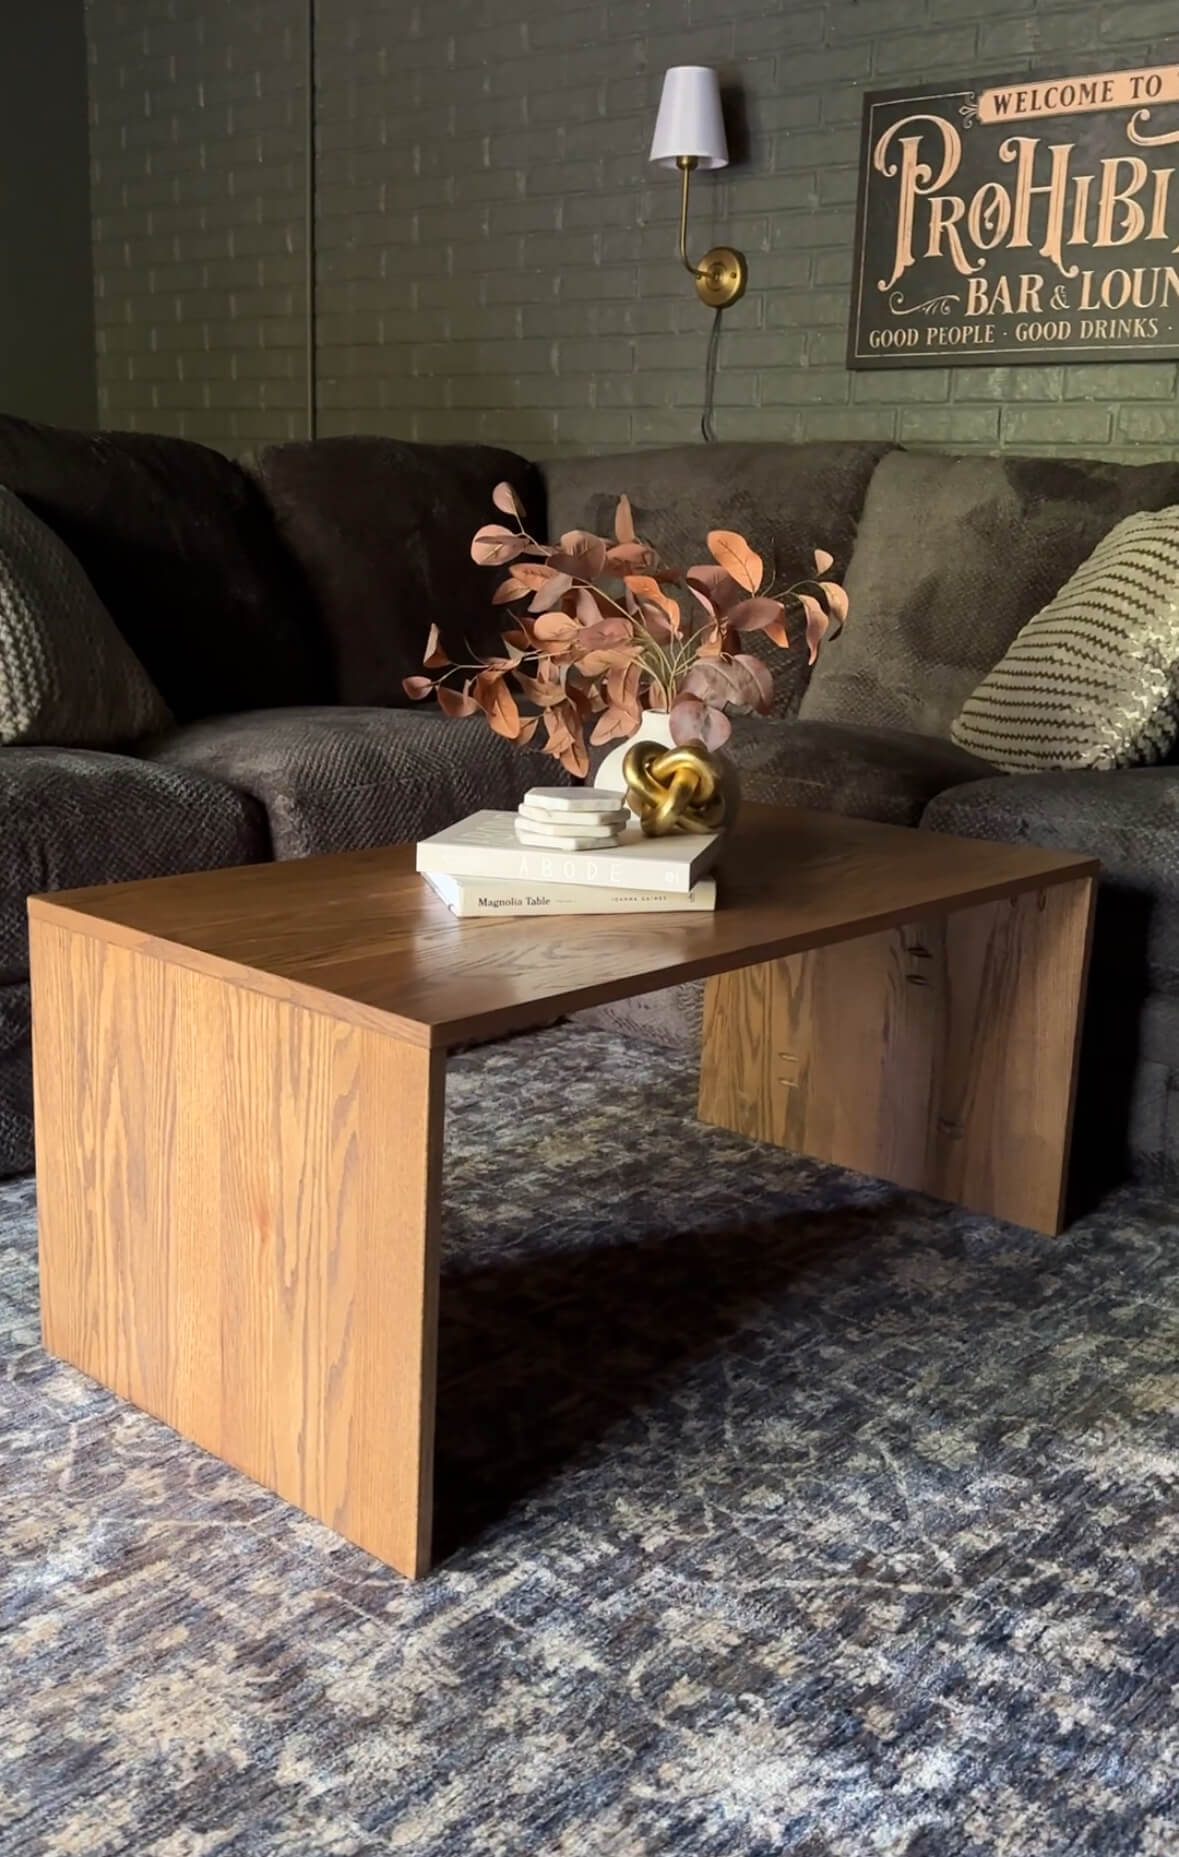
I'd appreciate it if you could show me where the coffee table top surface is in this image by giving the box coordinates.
[31,803,1097,1049]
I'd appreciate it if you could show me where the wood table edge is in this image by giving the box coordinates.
[28,852,1101,1053]
[28,895,437,1049]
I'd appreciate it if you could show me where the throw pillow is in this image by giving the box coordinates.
[0,485,170,747]
[950,505,1179,773]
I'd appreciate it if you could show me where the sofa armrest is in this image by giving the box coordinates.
[921,767,1179,898]
[0,744,268,986]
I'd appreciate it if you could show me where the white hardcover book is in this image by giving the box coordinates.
[415,809,720,895]
[424,870,717,918]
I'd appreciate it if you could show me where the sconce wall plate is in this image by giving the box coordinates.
[694,246,747,309]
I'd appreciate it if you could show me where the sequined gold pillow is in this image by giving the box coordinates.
[951,506,1179,773]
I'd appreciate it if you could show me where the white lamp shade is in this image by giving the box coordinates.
[649,66,729,169]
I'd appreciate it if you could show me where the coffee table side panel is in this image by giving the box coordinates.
[698,878,1095,1235]
[929,875,1096,1232]
[30,914,445,1579]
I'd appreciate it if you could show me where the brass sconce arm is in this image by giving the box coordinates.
[675,154,747,310]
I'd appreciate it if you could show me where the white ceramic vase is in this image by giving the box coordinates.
[595,711,676,795]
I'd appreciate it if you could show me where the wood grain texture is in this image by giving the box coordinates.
[28,806,1097,1052]
[698,879,1095,1234]
[30,916,445,1577]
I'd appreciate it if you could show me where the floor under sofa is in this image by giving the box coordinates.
[1,1024,1175,1856]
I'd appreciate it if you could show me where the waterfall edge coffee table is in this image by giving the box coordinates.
[28,803,1096,1578]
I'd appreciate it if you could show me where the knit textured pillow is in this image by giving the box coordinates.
[0,485,169,746]
[950,505,1179,773]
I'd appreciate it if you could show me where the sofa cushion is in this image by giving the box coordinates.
[542,441,890,718]
[0,487,170,747]
[249,439,542,710]
[575,715,997,1048]
[144,707,574,861]
[0,746,268,986]
[0,983,31,1177]
[921,766,1179,999]
[0,413,328,723]
[802,450,1179,739]
[726,716,998,824]
[951,506,1179,773]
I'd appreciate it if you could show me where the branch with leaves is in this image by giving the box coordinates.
[403,484,849,778]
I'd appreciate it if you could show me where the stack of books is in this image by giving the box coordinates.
[416,796,720,918]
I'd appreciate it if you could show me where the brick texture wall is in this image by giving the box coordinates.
[88,0,1179,460]
[88,0,308,450]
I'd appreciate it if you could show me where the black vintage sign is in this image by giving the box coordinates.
[848,63,1179,367]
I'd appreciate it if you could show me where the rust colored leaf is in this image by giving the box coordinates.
[680,659,737,707]
[606,660,642,717]
[727,596,787,634]
[614,493,636,544]
[492,481,525,519]
[543,699,590,777]
[627,575,680,638]
[551,531,608,579]
[471,524,526,567]
[436,682,480,719]
[575,615,630,650]
[798,592,831,664]
[687,564,745,613]
[530,572,575,614]
[532,611,580,643]
[706,530,763,595]
[516,716,540,744]
[512,562,559,589]
[669,694,732,750]
[544,706,572,753]
[561,732,590,779]
[513,672,568,708]
[492,577,529,605]
[813,546,834,575]
[473,669,521,738]
[606,541,658,572]
[817,580,849,628]
[423,622,449,670]
[402,675,434,701]
[731,652,775,712]
[638,602,673,645]
[590,706,634,746]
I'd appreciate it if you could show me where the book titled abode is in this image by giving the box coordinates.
[416,810,721,896]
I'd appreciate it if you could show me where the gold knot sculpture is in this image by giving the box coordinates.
[622,738,727,837]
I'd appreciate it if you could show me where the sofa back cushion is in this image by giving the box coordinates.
[250,438,542,708]
[0,486,170,747]
[800,449,1179,739]
[0,414,328,723]
[541,441,891,718]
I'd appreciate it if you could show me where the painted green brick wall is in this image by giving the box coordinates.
[87,0,308,451]
[0,1,96,428]
[88,0,1179,458]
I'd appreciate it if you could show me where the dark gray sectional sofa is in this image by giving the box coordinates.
[3,411,1178,1198]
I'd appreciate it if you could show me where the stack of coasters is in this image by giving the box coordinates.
[515,787,631,850]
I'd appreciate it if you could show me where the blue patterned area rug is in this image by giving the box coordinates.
[1,1027,1176,1857]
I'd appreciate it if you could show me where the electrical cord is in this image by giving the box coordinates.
[701,307,722,443]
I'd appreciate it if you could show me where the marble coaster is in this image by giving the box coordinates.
[515,824,623,852]
[521,786,625,813]
[518,803,628,835]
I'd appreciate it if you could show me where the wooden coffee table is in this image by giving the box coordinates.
[29,804,1096,1577]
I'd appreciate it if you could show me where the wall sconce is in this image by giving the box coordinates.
[649,66,747,310]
